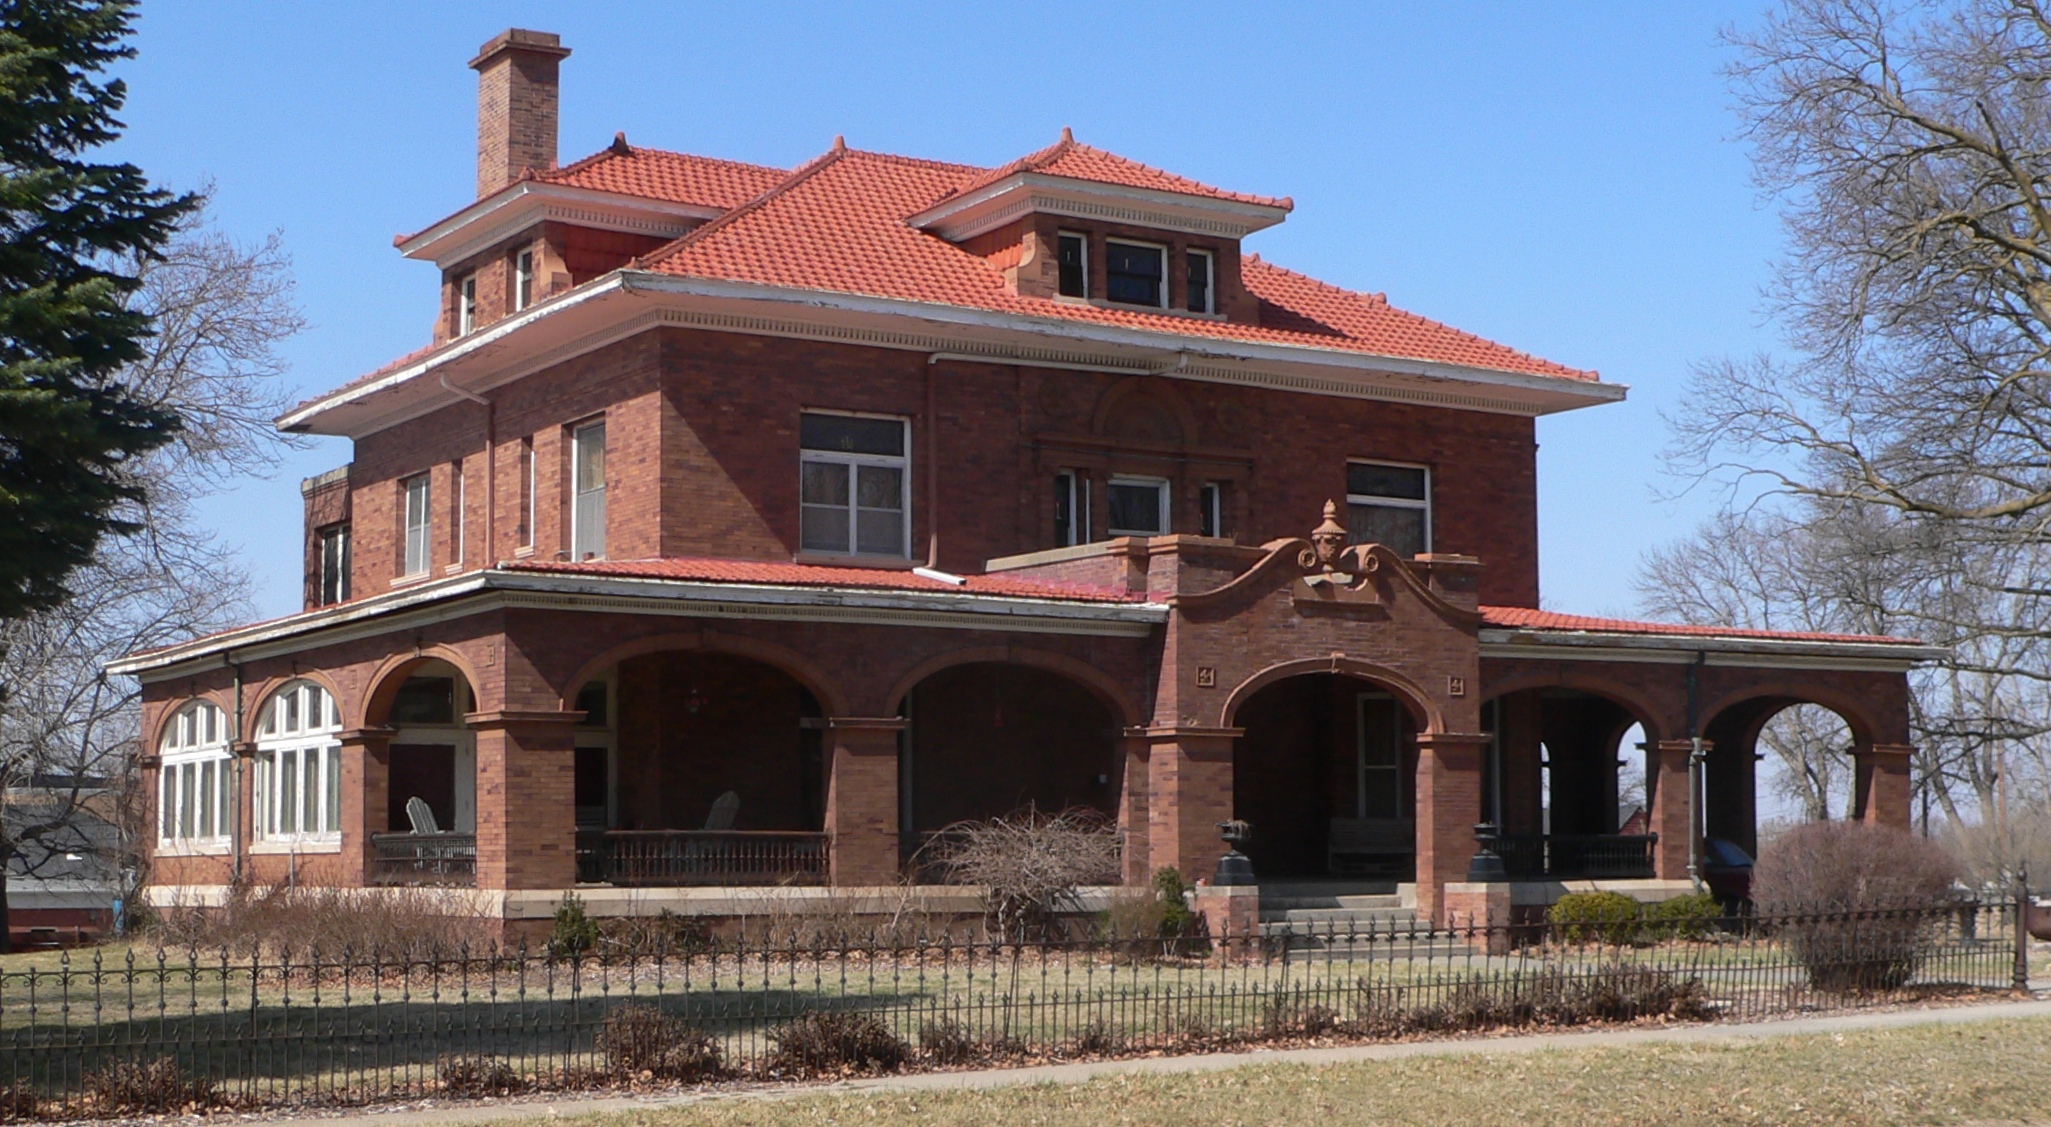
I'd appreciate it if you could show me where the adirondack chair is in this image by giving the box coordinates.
[703,790,740,831]
[405,796,440,834]
[674,791,742,878]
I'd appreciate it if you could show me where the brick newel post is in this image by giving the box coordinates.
[1648,739,1698,882]
[825,717,904,886]
[1143,727,1242,884]
[336,728,395,887]
[1413,732,1490,923]
[468,710,582,890]
[1854,743,1915,830]
[1116,730,1152,886]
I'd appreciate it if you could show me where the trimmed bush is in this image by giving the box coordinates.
[595,1004,725,1081]
[1546,891,1643,945]
[436,1055,522,1096]
[769,1012,909,1075]
[1754,821,1960,992]
[84,1057,214,1114]
[548,893,599,958]
[1645,892,1722,941]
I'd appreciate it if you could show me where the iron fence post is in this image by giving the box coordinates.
[2018,871,2032,994]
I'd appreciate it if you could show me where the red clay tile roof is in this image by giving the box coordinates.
[947,132,1291,210]
[532,143,788,210]
[501,557,1144,603]
[1479,606,1922,646]
[637,145,1594,381]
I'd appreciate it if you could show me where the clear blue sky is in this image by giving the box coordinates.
[108,1,1780,622]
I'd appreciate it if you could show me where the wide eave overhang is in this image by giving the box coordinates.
[395,182,721,270]
[904,172,1291,241]
[1479,625,1944,673]
[279,270,1627,439]
[108,568,1167,681]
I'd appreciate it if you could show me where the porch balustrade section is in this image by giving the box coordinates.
[1494,834,1657,880]
[576,829,829,886]
[367,832,477,887]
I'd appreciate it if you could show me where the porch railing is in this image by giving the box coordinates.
[1495,833,1657,880]
[367,831,476,887]
[577,829,829,886]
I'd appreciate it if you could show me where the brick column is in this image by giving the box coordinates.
[825,717,903,886]
[1647,739,1697,881]
[1854,743,1915,830]
[468,710,581,890]
[336,728,395,887]
[1116,730,1152,886]
[1415,732,1489,924]
[1143,727,1241,884]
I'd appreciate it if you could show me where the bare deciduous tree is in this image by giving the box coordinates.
[0,209,304,949]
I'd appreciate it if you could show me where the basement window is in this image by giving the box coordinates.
[1106,240,1166,307]
[800,412,909,558]
[1107,475,1170,536]
[1346,461,1431,557]
[1057,233,1088,298]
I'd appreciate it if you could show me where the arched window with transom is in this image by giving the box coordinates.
[253,680,344,843]
[158,701,232,848]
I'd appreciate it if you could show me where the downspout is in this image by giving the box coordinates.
[1684,650,1707,891]
[230,656,244,884]
[439,372,494,564]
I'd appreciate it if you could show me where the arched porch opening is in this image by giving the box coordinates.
[361,657,480,886]
[1232,673,1424,881]
[898,661,1122,860]
[1482,685,1661,879]
[1702,696,1860,860]
[569,649,827,885]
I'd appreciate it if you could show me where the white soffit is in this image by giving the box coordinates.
[905,173,1291,241]
[396,182,720,269]
[1478,627,1944,672]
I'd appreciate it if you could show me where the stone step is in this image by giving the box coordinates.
[1259,894,1406,913]
[1259,906,1418,925]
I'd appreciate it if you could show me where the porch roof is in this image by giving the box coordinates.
[1478,605,1944,670]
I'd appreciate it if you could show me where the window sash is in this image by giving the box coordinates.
[798,416,908,557]
[514,251,534,311]
[403,476,431,576]
[1057,233,1088,298]
[572,421,607,560]
[1346,461,1431,557]
[159,750,231,844]
[1105,241,1166,307]
[1187,250,1213,314]
[1199,483,1222,538]
[458,276,477,335]
[1106,476,1170,536]
[319,526,350,604]
[521,437,536,548]
[256,742,340,840]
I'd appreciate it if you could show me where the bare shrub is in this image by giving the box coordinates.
[920,808,1120,941]
[1754,821,1961,993]
[736,886,933,949]
[1071,1017,1125,1055]
[597,909,714,957]
[1261,992,1340,1038]
[0,1081,39,1121]
[1351,966,1710,1036]
[767,1012,909,1075]
[146,880,495,960]
[594,1004,724,1081]
[435,1055,522,1097]
[917,1018,978,1065]
[84,1057,215,1114]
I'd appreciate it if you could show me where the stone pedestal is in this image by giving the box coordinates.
[825,717,904,886]
[1440,881,1512,955]
[1192,883,1261,964]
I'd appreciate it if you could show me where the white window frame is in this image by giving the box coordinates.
[1186,248,1215,314]
[1056,231,1089,299]
[317,523,350,605]
[520,435,537,550]
[1345,459,1432,555]
[1199,482,1223,538]
[514,250,534,312]
[452,460,466,569]
[1106,474,1172,536]
[571,419,607,561]
[1104,238,1169,309]
[158,701,232,852]
[1055,470,1091,547]
[402,474,431,578]
[252,680,344,849]
[458,274,478,336]
[798,411,912,559]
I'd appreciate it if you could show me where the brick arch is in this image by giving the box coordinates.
[1221,656,1443,734]
[1090,376,1199,447]
[360,646,487,729]
[557,632,851,718]
[246,670,349,734]
[883,646,1144,729]
[1478,673,1668,746]
[147,690,236,753]
[1698,683,1884,749]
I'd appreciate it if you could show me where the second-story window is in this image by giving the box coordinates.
[458,275,478,336]
[1057,233,1088,298]
[317,523,350,605]
[571,419,607,560]
[1054,471,1090,546]
[514,250,534,311]
[1106,240,1166,307]
[1199,483,1223,538]
[402,474,431,577]
[1187,249,1214,314]
[1107,474,1170,536]
[799,412,908,558]
[1346,461,1431,557]
[519,435,536,549]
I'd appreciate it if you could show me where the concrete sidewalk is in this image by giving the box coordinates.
[246,993,2051,1127]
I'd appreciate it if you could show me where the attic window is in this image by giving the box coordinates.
[458,275,478,335]
[1106,241,1165,308]
[1187,250,1214,314]
[1057,233,1088,298]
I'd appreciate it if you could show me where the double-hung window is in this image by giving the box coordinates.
[457,275,478,336]
[1199,483,1223,538]
[799,413,909,558]
[1186,249,1214,313]
[1105,240,1166,307]
[1346,461,1431,557]
[1057,233,1088,297]
[401,474,431,577]
[519,436,536,549]
[158,702,232,848]
[1107,474,1170,536]
[571,420,607,560]
[317,523,350,605]
[253,680,343,844]
[1054,471,1090,546]
[514,250,534,311]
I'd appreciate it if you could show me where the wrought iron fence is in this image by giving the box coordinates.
[0,897,2027,1117]
[368,833,477,887]
[574,830,828,886]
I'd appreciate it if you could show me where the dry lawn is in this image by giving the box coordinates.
[579,1016,2051,1127]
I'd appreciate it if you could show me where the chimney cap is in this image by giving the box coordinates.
[470,28,571,71]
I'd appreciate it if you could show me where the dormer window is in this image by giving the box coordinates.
[1057,233,1088,298]
[514,250,534,311]
[458,274,478,335]
[1187,249,1214,314]
[1106,240,1166,308]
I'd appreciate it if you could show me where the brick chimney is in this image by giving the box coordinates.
[469,29,571,198]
